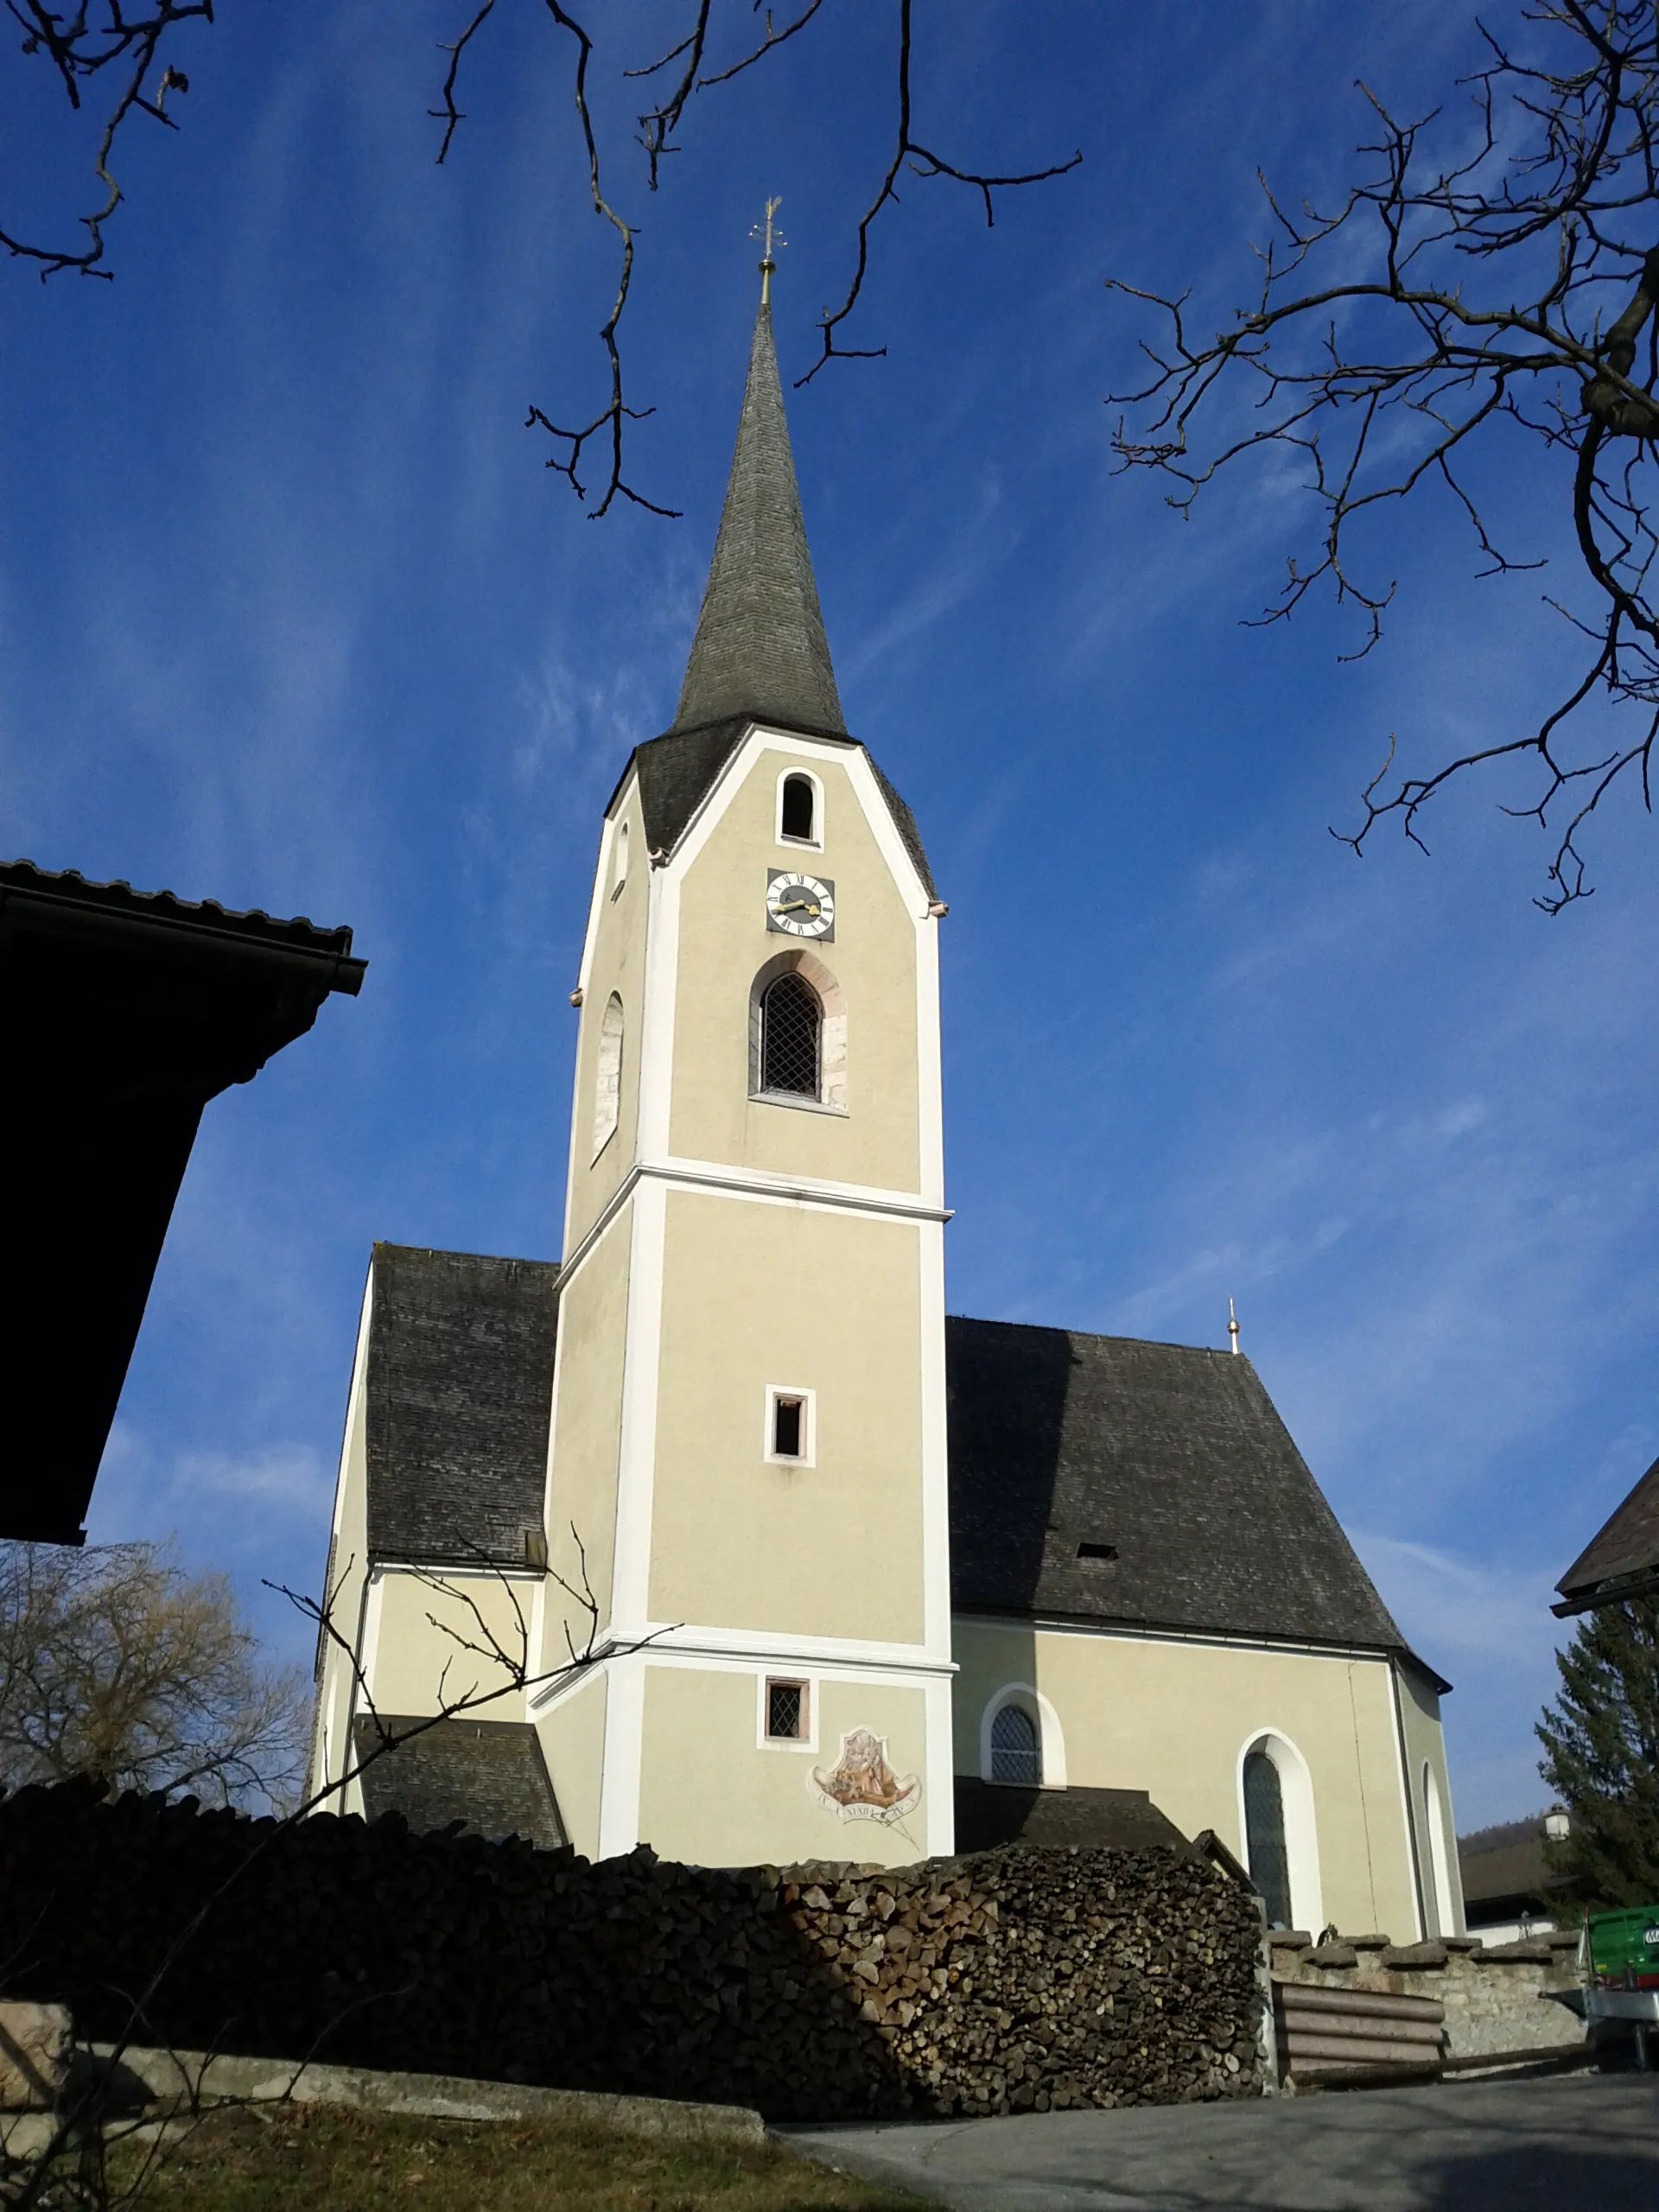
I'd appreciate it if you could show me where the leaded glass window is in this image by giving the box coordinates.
[1243,1748,1293,1929]
[989,1702,1041,1786]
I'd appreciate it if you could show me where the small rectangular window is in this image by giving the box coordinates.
[772,1395,804,1458]
[764,1383,815,1465]
[1076,1541,1118,1561]
[766,1679,807,1740]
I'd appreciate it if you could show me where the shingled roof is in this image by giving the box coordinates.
[1555,1452,1659,1614]
[601,294,936,898]
[365,1244,559,1567]
[946,1317,1427,1668]
[354,1716,565,1848]
[672,301,844,738]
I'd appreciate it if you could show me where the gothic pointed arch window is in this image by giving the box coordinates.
[1240,1731,1320,1932]
[760,971,822,1097]
[592,992,624,1159]
[1243,1747,1292,1929]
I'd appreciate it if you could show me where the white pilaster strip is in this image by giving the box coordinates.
[596,1649,646,1858]
[918,1217,951,1664]
[924,1669,957,1856]
[610,1176,667,1638]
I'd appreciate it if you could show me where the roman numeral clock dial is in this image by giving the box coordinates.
[766,868,836,941]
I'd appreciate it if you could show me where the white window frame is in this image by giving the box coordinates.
[775,766,824,850]
[979,1683,1067,1789]
[763,1383,817,1467]
[757,1672,817,1751]
[1236,1728,1324,1936]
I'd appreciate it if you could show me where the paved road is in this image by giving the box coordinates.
[784,2073,1659,2210]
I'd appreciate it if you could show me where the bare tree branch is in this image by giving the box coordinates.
[1,0,212,279]
[798,0,1080,385]
[1109,1,1659,909]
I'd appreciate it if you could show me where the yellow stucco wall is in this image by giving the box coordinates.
[952,1616,1422,1939]
[648,1185,925,1643]
[636,1663,930,1868]
[567,790,649,1249]
[536,1670,608,1864]
[667,746,923,1193]
[543,1202,632,1645]
[367,1569,536,1719]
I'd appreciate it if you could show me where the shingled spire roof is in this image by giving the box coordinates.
[671,301,845,736]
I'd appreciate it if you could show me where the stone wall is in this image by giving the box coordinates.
[1271,1929,1584,2061]
[0,1781,1265,2121]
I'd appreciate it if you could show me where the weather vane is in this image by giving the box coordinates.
[751,196,785,305]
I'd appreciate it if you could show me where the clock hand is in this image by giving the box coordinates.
[774,899,821,917]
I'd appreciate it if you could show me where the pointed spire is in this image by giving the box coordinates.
[671,298,845,737]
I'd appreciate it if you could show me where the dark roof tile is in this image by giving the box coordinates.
[353,1717,565,1848]
[946,1317,1416,1660]
[1557,1454,1659,1608]
[365,1244,558,1566]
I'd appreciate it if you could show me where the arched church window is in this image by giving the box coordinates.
[760,972,821,1097]
[989,1702,1041,1786]
[611,818,629,899]
[780,772,817,842]
[1243,1747,1294,1929]
[592,992,624,1159]
[1423,1759,1457,1937]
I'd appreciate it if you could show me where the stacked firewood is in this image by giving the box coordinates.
[0,1781,1264,2120]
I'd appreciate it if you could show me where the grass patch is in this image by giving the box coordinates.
[102,2102,932,2212]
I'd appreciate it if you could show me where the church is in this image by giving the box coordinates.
[308,281,1465,1947]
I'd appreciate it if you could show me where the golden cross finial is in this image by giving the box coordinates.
[751,196,785,305]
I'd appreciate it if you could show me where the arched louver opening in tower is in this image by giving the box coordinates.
[1243,1747,1293,1929]
[988,1701,1041,1786]
[760,971,821,1097]
[591,992,624,1158]
[780,772,816,842]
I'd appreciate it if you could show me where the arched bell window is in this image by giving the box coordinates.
[780,772,817,842]
[989,1702,1041,1786]
[1243,1746,1294,1929]
[591,992,624,1159]
[760,971,821,1098]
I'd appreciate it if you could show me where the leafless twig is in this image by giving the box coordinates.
[1109,2,1659,908]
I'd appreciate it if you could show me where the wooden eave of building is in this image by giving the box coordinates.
[0,859,365,1546]
[1554,1453,1659,1616]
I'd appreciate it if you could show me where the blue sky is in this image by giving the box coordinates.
[4,3,1655,1834]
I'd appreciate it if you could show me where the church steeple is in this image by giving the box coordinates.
[671,299,846,737]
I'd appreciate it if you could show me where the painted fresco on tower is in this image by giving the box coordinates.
[809,1728,921,1824]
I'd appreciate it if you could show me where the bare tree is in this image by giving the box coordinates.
[7,3,1077,518]
[1111,1,1659,910]
[0,1529,652,2212]
[0,1541,307,1813]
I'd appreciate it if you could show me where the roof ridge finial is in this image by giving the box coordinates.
[1228,1298,1240,1355]
[751,195,785,307]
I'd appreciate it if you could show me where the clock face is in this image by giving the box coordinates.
[766,868,836,941]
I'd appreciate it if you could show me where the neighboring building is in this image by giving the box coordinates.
[1555,1458,1659,1615]
[1458,1812,1572,1945]
[310,285,1462,1942]
[2,859,365,1545]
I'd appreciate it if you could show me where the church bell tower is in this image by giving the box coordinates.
[534,282,954,1867]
